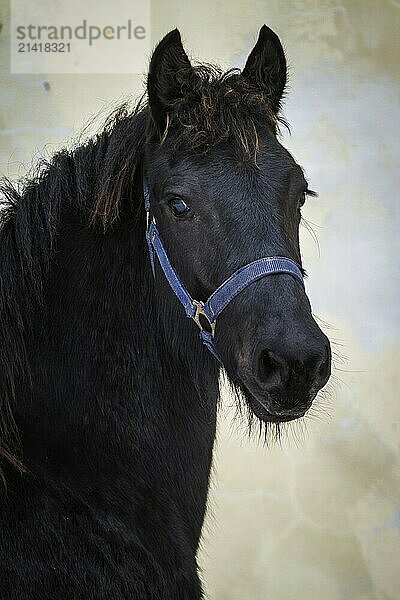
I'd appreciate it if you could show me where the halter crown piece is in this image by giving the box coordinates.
[143,177,305,364]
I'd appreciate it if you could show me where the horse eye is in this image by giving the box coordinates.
[168,197,190,217]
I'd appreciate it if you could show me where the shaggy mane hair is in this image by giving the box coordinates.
[155,64,287,153]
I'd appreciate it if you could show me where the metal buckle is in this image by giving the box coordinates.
[192,300,216,336]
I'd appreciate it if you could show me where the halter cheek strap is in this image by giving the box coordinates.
[144,178,305,364]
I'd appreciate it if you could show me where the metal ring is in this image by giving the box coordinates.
[192,300,216,336]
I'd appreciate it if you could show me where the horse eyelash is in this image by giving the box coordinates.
[305,189,318,197]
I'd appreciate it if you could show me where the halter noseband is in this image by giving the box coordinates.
[143,177,304,364]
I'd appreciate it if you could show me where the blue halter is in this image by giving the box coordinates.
[143,178,305,363]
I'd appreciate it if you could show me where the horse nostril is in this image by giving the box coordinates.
[315,343,331,389]
[257,349,289,390]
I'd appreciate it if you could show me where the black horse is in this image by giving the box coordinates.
[0,26,331,599]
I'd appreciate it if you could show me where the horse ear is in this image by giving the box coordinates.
[147,29,195,133]
[242,25,287,115]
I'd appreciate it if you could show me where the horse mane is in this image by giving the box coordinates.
[0,99,147,481]
[0,62,283,481]
[157,64,288,155]
[0,168,67,480]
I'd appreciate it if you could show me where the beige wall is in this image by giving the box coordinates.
[1,1,399,598]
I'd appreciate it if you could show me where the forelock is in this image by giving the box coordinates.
[156,65,287,158]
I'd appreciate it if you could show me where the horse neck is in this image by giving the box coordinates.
[19,200,219,484]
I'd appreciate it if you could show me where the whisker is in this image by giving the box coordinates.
[301,216,321,257]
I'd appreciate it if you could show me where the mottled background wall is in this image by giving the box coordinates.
[0,1,399,598]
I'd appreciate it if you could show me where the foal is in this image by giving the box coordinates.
[0,26,330,599]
